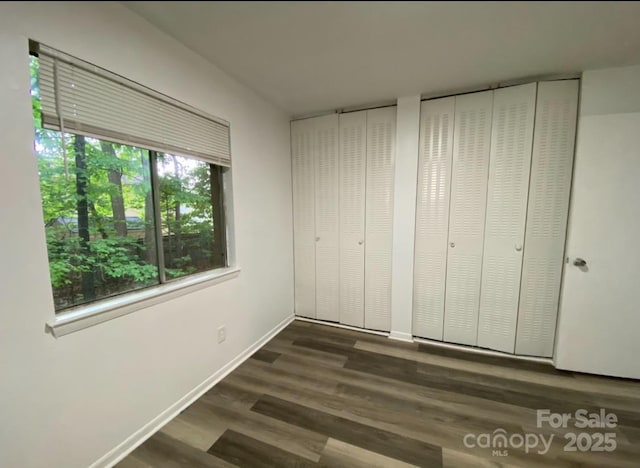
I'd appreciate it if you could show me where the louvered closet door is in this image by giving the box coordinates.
[477,83,537,353]
[516,80,579,357]
[314,114,340,322]
[292,119,316,318]
[364,106,396,332]
[339,111,367,327]
[443,91,493,346]
[413,97,455,340]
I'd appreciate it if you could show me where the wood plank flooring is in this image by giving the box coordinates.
[118,320,640,467]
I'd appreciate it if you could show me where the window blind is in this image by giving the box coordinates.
[36,44,231,166]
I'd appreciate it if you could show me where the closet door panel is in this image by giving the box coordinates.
[444,91,493,345]
[516,80,579,357]
[477,83,537,353]
[339,111,367,327]
[364,106,396,332]
[314,114,340,322]
[292,119,316,318]
[413,97,455,340]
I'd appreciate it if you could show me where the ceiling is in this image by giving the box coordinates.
[125,1,640,116]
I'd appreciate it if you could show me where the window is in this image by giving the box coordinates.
[156,153,226,280]
[30,44,231,313]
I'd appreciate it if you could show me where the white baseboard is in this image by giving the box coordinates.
[413,336,553,364]
[294,316,389,336]
[92,313,295,468]
[388,331,414,343]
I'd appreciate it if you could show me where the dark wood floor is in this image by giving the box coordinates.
[118,320,640,467]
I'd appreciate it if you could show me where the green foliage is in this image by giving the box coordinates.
[90,238,158,282]
[45,231,89,288]
[46,231,156,287]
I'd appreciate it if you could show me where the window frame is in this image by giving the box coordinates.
[44,145,238,337]
[27,50,239,337]
[149,150,229,285]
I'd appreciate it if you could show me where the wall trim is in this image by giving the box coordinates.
[389,331,414,343]
[91,313,295,468]
[413,337,553,364]
[294,316,389,337]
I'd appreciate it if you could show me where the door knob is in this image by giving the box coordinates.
[515,243,522,252]
[358,240,364,245]
[315,237,320,242]
[450,242,455,248]
[573,258,587,267]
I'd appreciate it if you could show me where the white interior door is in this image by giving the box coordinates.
[555,111,640,379]
[364,106,396,332]
[338,111,367,327]
[314,114,340,322]
[291,119,316,318]
[477,83,537,353]
[516,80,579,357]
[413,97,455,340]
[444,91,493,345]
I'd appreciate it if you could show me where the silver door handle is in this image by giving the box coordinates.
[515,243,522,252]
[573,258,587,267]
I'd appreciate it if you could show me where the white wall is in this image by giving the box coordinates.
[390,96,420,341]
[0,3,293,467]
[554,65,640,378]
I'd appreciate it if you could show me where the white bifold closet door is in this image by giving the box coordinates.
[443,91,494,345]
[314,114,340,322]
[477,83,537,353]
[413,97,455,340]
[364,106,396,331]
[291,118,317,318]
[516,80,579,357]
[338,111,367,327]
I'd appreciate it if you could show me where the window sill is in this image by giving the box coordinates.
[46,266,241,337]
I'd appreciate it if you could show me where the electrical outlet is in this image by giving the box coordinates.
[217,325,226,344]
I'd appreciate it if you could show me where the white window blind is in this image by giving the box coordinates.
[36,43,231,166]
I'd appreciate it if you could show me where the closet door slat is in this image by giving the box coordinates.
[314,114,340,322]
[364,106,396,332]
[339,111,367,327]
[443,90,494,346]
[413,97,455,340]
[477,83,537,353]
[516,80,579,357]
[292,119,316,318]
